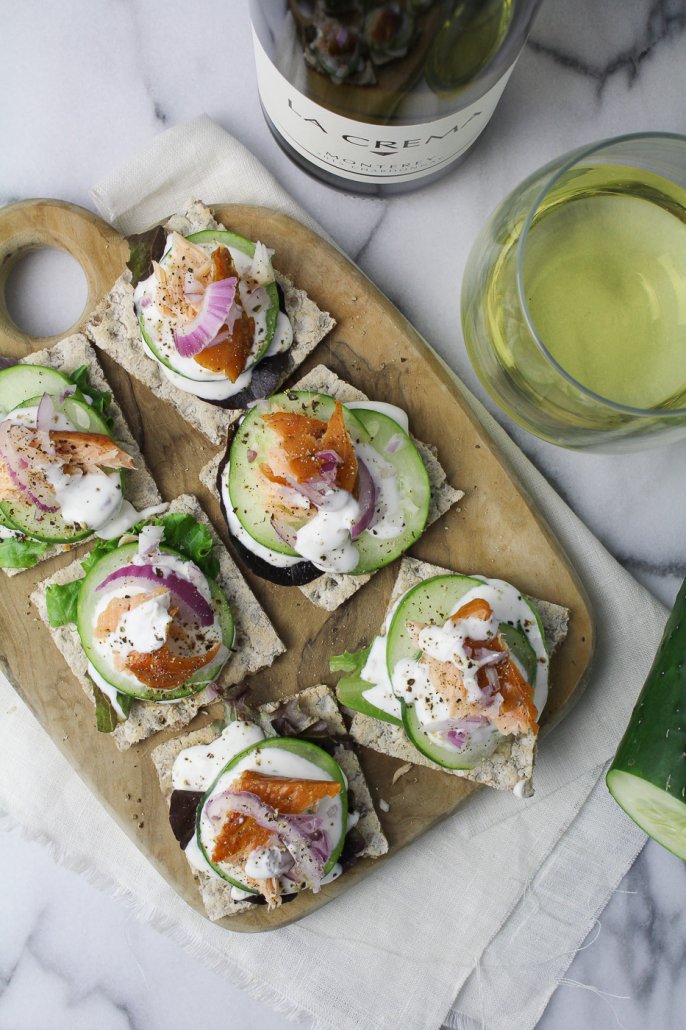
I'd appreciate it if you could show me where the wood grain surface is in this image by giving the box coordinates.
[0,199,594,932]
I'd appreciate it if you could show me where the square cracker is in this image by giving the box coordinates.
[151,683,388,921]
[30,493,284,750]
[200,364,464,611]
[3,334,161,576]
[348,557,570,794]
[85,200,335,446]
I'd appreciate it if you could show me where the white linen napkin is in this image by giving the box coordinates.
[0,115,663,1030]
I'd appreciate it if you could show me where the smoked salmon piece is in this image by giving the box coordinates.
[211,771,341,865]
[154,234,212,319]
[319,401,358,493]
[50,432,135,472]
[210,245,237,282]
[406,619,539,736]
[261,401,358,493]
[194,309,255,382]
[126,641,220,691]
[0,426,135,502]
[451,597,493,624]
[492,656,539,736]
[194,245,256,382]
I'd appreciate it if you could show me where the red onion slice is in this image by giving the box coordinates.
[285,475,331,507]
[446,728,467,749]
[385,433,405,454]
[481,665,501,698]
[270,514,298,548]
[472,648,508,667]
[174,277,238,358]
[315,450,341,480]
[350,458,376,539]
[96,563,214,626]
[36,393,55,436]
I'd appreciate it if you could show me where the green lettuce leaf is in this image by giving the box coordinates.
[92,685,133,733]
[80,529,142,575]
[45,580,82,627]
[0,535,48,569]
[329,647,371,674]
[158,512,219,579]
[93,685,118,733]
[331,644,403,727]
[69,364,114,431]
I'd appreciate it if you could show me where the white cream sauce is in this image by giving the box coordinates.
[244,845,294,880]
[43,463,124,529]
[360,635,402,721]
[93,500,168,541]
[172,721,266,791]
[294,489,361,573]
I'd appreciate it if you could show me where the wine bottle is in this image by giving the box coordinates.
[250,1,543,194]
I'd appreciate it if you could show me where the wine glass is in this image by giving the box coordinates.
[461,132,686,451]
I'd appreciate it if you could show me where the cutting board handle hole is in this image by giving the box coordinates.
[3,246,88,343]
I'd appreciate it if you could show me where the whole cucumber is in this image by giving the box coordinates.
[606,576,686,860]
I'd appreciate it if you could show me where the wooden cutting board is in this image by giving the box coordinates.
[0,199,594,932]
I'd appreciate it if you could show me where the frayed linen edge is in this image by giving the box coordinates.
[441,762,648,1030]
[0,810,338,1030]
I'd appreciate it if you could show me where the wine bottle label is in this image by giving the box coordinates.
[252,31,514,185]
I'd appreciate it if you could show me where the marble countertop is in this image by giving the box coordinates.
[1,1,685,1027]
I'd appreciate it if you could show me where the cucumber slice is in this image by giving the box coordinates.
[0,364,72,418]
[607,575,686,860]
[0,395,123,544]
[77,543,234,701]
[500,624,537,682]
[227,392,431,574]
[349,407,431,574]
[401,703,489,770]
[197,737,348,891]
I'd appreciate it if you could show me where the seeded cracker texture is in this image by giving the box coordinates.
[199,364,464,611]
[85,200,335,446]
[3,334,161,577]
[348,557,570,794]
[30,494,284,750]
[151,684,388,921]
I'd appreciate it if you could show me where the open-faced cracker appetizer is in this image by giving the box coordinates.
[152,684,388,920]
[86,200,335,445]
[31,494,284,749]
[200,364,463,611]
[330,557,570,795]
[0,335,162,574]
